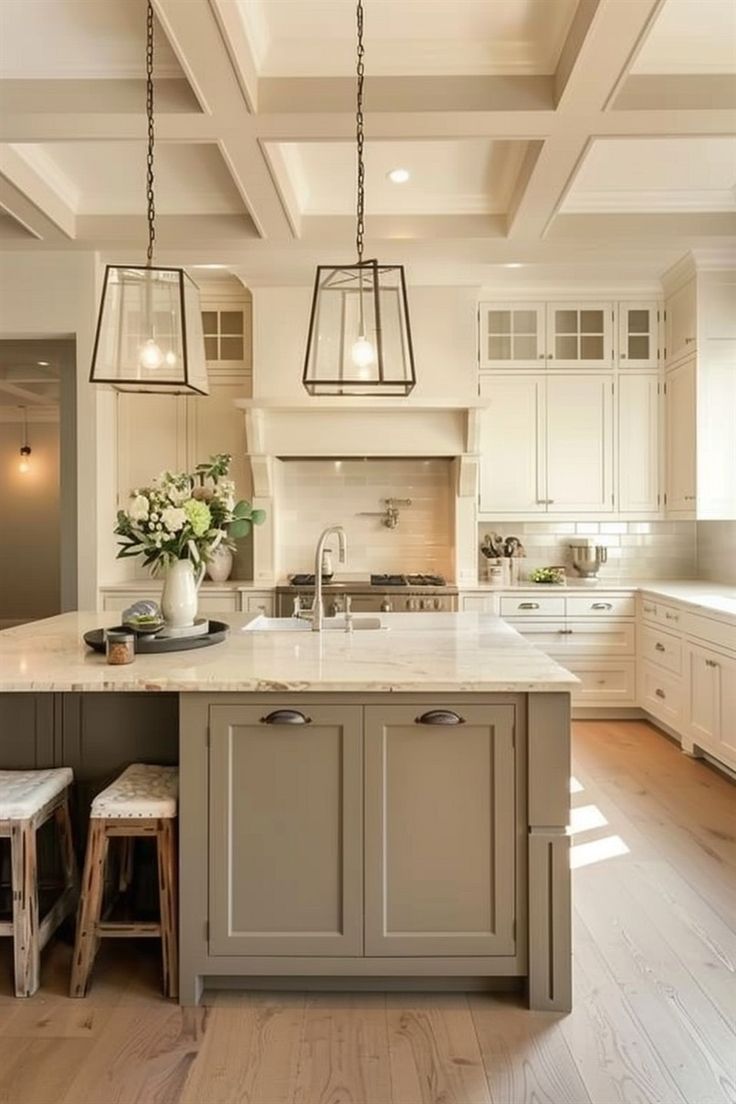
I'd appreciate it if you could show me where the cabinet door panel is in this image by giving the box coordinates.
[546,375,614,512]
[479,375,545,512]
[665,358,696,514]
[546,302,613,369]
[479,302,545,368]
[209,704,363,956]
[618,301,659,368]
[364,704,516,956]
[686,644,719,747]
[618,373,661,514]
[666,279,696,366]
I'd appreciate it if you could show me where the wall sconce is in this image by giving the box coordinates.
[18,407,31,474]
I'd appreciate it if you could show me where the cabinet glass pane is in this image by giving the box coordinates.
[513,310,537,334]
[556,335,578,360]
[220,336,244,360]
[580,310,604,333]
[202,311,217,335]
[488,335,512,360]
[628,309,649,334]
[204,336,218,359]
[628,335,649,359]
[221,311,244,335]
[580,335,604,360]
[488,310,511,334]
[513,335,537,360]
[556,310,577,334]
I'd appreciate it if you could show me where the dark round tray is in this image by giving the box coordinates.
[84,620,229,654]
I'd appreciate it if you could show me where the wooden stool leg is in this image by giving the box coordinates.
[70,820,108,998]
[118,837,134,894]
[54,794,79,904]
[156,819,178,1000]
[10,819,40,998]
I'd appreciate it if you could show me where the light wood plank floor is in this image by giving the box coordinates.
[0,720,734,1104]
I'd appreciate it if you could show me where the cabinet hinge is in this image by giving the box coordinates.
[205,921,209,941]
[657,492,661,506]
[664,492,668,505]
[663,381,668,396]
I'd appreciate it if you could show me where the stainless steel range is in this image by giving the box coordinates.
[276,573,458,616]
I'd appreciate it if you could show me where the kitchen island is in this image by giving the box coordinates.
[0,610,576,1011]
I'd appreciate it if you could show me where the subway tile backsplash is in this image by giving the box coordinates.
[478,520,698,582]
[278,458,454,578]
[697,521,736,584]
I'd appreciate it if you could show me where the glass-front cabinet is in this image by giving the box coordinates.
[479,302,546,368]
[546,302,614,369]
[618,301,660,368]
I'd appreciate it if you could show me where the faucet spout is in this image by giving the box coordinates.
[313,525,347,632]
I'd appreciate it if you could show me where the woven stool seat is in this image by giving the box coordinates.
[90,764,178,819]
[0,768,73,821]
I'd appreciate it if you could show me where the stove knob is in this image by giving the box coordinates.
[420,599,427,610]
[434,597,441,610]
[381,598,392,613]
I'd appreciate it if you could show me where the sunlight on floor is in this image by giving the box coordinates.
[569,774,630,869]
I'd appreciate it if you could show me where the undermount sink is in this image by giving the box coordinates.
[244,615,385,632]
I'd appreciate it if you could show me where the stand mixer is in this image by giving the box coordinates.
[569,540,608,580]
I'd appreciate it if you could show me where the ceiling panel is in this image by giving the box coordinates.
[632,0,736,75]
[237,0,579,76]
[10,143,248,216]
[562,137,736,213]
[268,139,530,216]
[0,0,184,80]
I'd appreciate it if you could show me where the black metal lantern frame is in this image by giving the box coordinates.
[89,2,208,396]
[302,259,416,396]
[303,0,416,398]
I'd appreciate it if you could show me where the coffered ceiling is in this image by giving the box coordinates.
[0,0,734,285]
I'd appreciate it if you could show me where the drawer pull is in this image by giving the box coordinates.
[655,642,666,652]
[643,604,656,614]
[592,602,613,610]
[558,628,574,635]
[665,612,679,622]
[519,602,540,610]
[260,710,312,725]
[705,659,719,669]
[655,688,666,700]
[415,710,466,726]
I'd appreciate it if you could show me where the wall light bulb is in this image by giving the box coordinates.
[164,350,178,368]
[18,446,31,474]
[138,338,164,371]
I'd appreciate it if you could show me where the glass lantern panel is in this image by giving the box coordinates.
[181,273,208,394]
[93,267,184,386]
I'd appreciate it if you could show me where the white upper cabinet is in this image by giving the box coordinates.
[665,278,697,366]
[665,357,697,516]
[545,375,614,513]
[618,373,661,514]
[479,375,546,513]
[479,303,546,369]
[618,301,660,369]
[546,302,614,369]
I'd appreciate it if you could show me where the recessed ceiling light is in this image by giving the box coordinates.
[192,264,229,270]
[37,360,50,366]
[505,263,524,269]
[387,168,410,184]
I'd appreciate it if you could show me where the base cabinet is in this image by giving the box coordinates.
[208,704,363,956]
[685,643,736,770]
[364,705,517,957]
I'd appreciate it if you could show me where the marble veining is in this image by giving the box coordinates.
[0,611,578,694]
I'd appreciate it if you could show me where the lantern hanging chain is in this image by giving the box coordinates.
[145,0,156,264]
[355,0,365,265]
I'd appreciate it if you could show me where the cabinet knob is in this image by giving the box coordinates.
[705,659,719,669]
[260,710,312,725]
[415,710,466,726]
[655,642,665,652]
[655,688,666,699]
[592,602,613,610]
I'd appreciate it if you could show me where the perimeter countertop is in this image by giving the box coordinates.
[0,611,578,694]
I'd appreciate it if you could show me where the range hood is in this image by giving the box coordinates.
[235,397,485,459]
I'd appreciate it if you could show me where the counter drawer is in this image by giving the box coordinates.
[565,620,635,656]
[567,661,636,705]
[683,611,736,654]
[566,595,635,618]
[506,620,568,652]
[244,593,276,617]
[639,597,683,630]
[501,596,565,618]
[639,624,682,675]
[199,594,240,613]
[639,661,683,730]
[102,591,159,612]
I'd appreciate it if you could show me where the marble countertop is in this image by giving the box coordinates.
[0,611,579,694]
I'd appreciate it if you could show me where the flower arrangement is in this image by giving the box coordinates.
[115,454,265,575]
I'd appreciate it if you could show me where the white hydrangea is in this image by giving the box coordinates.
[128,494,149,522]
[161,506,186,533]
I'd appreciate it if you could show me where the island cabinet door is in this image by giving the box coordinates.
[364,704,517,957]
[208,704,363,956]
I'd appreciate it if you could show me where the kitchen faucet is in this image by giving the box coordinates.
[312,526,347,632]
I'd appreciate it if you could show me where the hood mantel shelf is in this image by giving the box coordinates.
[235,398,485,459]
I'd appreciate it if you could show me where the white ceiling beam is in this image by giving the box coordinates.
[208,0,259,113]
[0,379,54,405]
[153,0,292,241]
[0,144,76,239]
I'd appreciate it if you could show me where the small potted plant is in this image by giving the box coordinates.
[115,454,265,628]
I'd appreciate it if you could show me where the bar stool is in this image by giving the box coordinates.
[0,768,78,997]
[70,763,178,999]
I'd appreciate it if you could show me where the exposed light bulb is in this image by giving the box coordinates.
[350,336,375,370]
[18,446,31,474]
[139,338,164,371]
[164,350,178,368]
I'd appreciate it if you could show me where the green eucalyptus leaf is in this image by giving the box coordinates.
[250,509,266,525]
[229,518,252,539]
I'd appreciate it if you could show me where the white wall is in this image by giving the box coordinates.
[697,521,736,584]
[0,251,110,608]
[252,285,479,401]
[0,419,60,625]
[276,458,454,578]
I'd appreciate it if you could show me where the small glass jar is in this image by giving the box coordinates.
[106,630,135,665]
